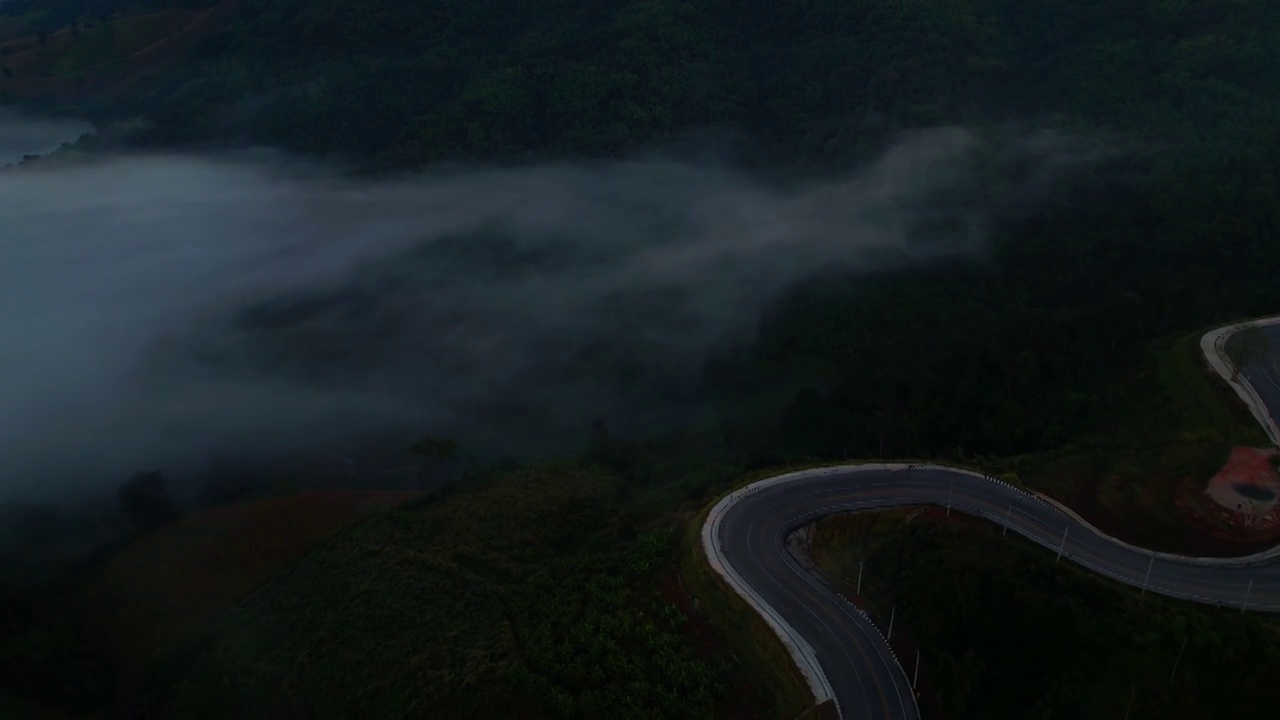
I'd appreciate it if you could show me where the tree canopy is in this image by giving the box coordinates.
[21,0,1270,173]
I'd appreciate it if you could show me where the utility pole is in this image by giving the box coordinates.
[946,480,953,517]
[888,605,895,640]
[857,561,864,596]
[912,650,920,689]
[1002,503,1012,536]
[1056,526,1069,562]
[1169,634,1188,687]
[1242,578,1253,613]
[1141,553,1155,596]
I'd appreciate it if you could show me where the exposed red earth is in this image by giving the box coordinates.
[1176,446,1280,546]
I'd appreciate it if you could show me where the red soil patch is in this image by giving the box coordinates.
[659,570,771,720]
[1205,447,1280,512]
[79,489,414,686]
[1036,460,1280,557]
[1176,447,1280,546]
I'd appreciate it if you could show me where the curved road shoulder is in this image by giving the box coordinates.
[1201,314,1280,447]
[700,463,1034,718]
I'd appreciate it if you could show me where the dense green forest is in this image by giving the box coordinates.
[52,0,1279,165]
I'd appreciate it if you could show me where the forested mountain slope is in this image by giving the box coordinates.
[9,0,1272,170]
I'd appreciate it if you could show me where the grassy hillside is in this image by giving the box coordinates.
[79,490,413,692]
[0,1,233,100]
[808,510,1280,719]
[0,489,410,717]
[126,463,739,719]
[0,16,32,43]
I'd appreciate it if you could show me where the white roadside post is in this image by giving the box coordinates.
[1242,578,1253,613]
[1002,503,1012,536]
[888,605,896,640]
[1169,635,1187,687]
[1141,554,1155,596]
[913,650,920,689]
[857,560,864,595]
[946,481,953,517]
[1056,526,1068,562]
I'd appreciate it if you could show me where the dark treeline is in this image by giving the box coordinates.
[60,0,1279,167]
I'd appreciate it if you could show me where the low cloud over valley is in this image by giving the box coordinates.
[0,120,1106,501]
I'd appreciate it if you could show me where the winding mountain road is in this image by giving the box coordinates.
[704,321,1280,720]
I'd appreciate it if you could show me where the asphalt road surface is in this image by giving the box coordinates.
[713,465,1280,720]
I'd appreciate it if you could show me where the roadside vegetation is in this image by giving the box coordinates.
[809,510,1280,720]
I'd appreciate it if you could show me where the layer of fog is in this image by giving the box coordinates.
[0,124,1107,503]
[0,109,95,166]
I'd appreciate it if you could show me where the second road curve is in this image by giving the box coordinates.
[704,463,1280,720]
